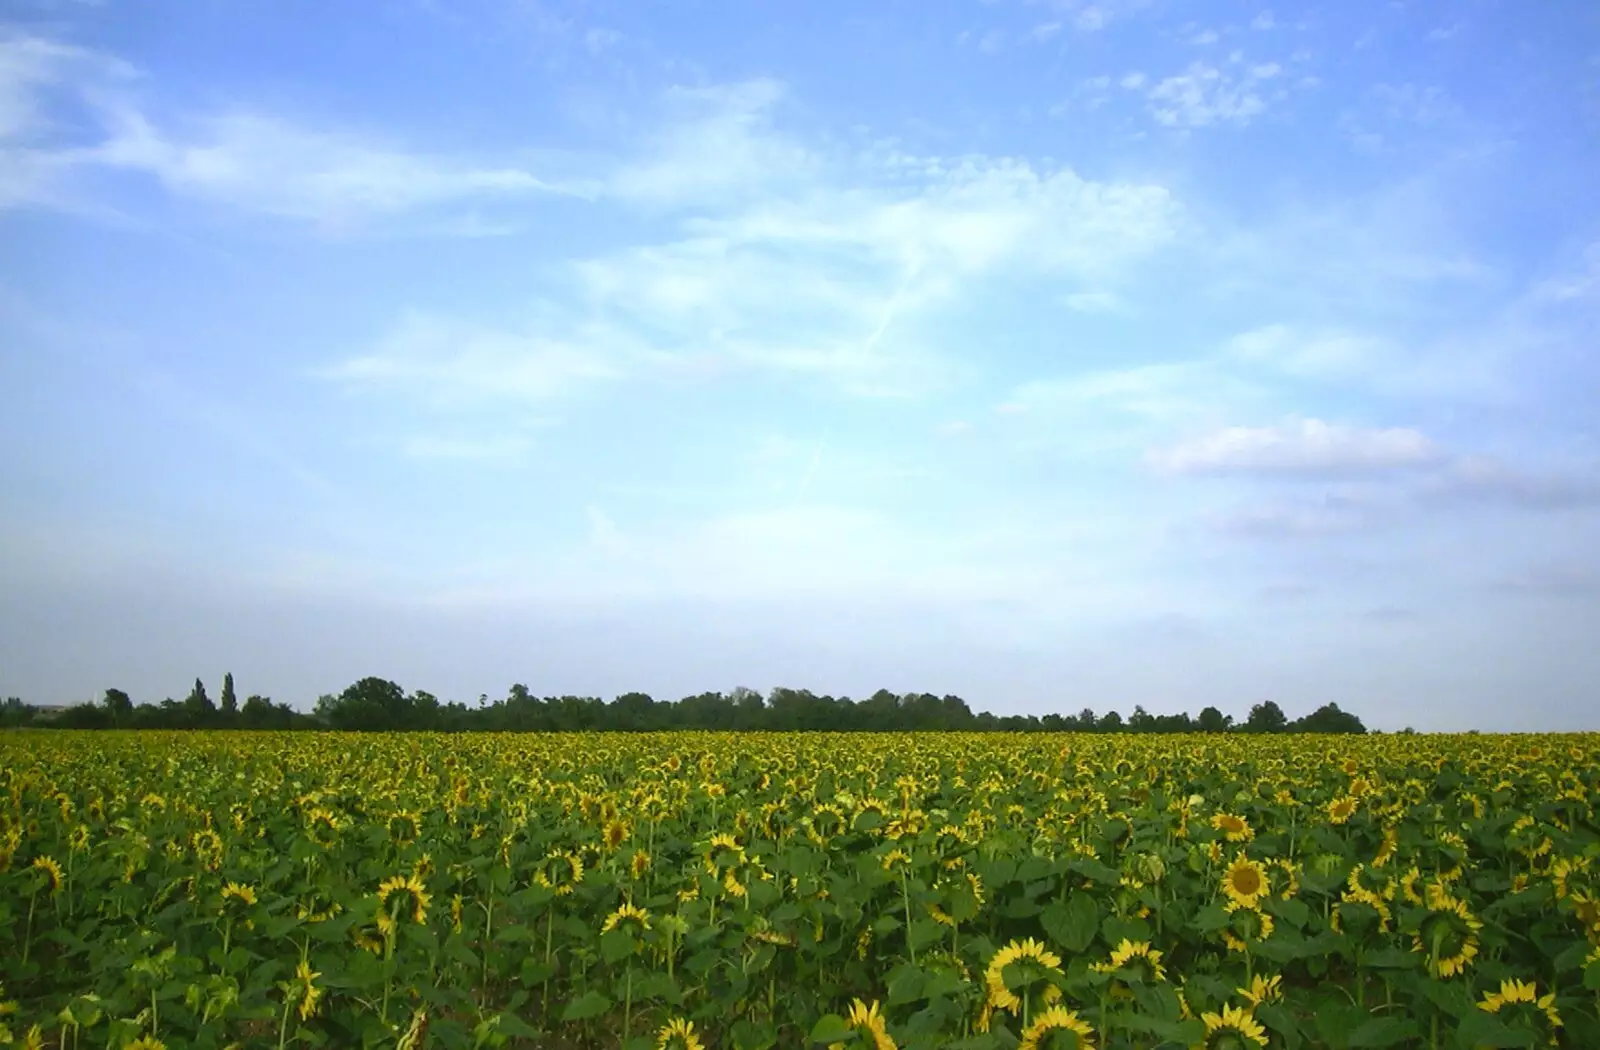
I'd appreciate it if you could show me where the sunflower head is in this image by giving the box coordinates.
[376,873,430,925]
[601,902,652,936]
[1018,1005,1097,1050]
[1222,855,1269,910]
[834,999,897,1050]
[657,1017,704,1050]
[1092,938,1166,984]
[1411,891,1482,979]
[534,850,584,896]
[1198,1003,1268,1050]
[30,855,63,895]
[985,938,1064,1013]
[1478,979,1562,1041]
[1210,813,1254,843]
[1327,796,1359,825]
[1237,974,1282,1008]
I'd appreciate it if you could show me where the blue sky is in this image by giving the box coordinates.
[2,0,1597,730]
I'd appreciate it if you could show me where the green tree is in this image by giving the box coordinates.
[220,672,237,718]
[183,678,216,725]
[1196,706,1232,733]
[103,688,134,724]
[1243,701,1288,733]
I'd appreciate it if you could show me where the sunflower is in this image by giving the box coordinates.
[1091,938,1167,983]
[601,902,652,934]
[630,849,652,879]
[1372,826,1398,868]
[1327,796,1359,824]
[1210,813,1254,843]
[289,959,322,1021]
[1237,974,1282,1007]
[657,1017,704,1050]
[1269,859,1300,900]
[985,938,1064,1013]
[30,855,63,895]
[1222,854,1269,910]
[1478,979,1562,1039]
[1398,866,1423,905]
[704,833,745,873]
[832,999,897,1050]
[124,1038,166,1050]
[1018,1005,1096,1050]
[386,810,420,846]
[220,880,257,919]
[1220,902,1275,953]
[376,873,430,925]
[191,828,225,871]
[534,850,585,896]
[603,818,631,850]
[1411,890,1482,979]
[1195,1003,1267,1049]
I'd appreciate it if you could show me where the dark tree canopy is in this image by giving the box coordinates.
[10,678,1368,735]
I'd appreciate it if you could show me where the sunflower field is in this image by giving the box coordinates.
[2,731,1598,1050]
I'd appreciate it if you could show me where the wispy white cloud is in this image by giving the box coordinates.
[0,31,587,225]
[1149,418,1442,477]
[319,312,626,408]
[1145,59,1285,128]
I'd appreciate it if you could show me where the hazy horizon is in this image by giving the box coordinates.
[3,1,1598,732]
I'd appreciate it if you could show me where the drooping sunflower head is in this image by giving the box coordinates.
[1222,855,1269,910]
[1477,979,1562,1042]
[1237,974,1282,1008]
[656,1017,704,1050]
[1411,891,1482,979]
[1198,1003,1268,1050]
[833,999,897,1050]
[1221,901,1275,953]
[1210,813,1253,843]
[1092,938,1166,983]
[630,849,652,880]
[881,848,912,875]
[703,833,745,873]
[385,810,420,846]
[1018,1005,1096,1050]
[601,902,652,936]
[534,849,585,896]
[376,873,430,925]
[30,855,63,895]
[984,938,1064,1013]
[220,880,257,913]
[602,818,631,851]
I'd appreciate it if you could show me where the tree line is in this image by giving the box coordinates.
[0,674,1368,734]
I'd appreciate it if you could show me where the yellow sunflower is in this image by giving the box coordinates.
[1221,854,1269,910]
[1018,1005,1096,1050]
[1327,796,1359,824]
[30,855,63,895]
[601,902,652,934]
[833,999,896,1050]
[376,873,430,925]
[1410,889,1481,979]
[1478,979,1561,1038]
[1196,1003,1267,1049]
[534,849,585,896]
[220,881,257,908]
[657,1017,705,1050]
[1237,974,1282,1007]
[1091,938,1167,983]
[1221,901,1275,953]
[1210,813,1254,843]
[985,938,1064,1013]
